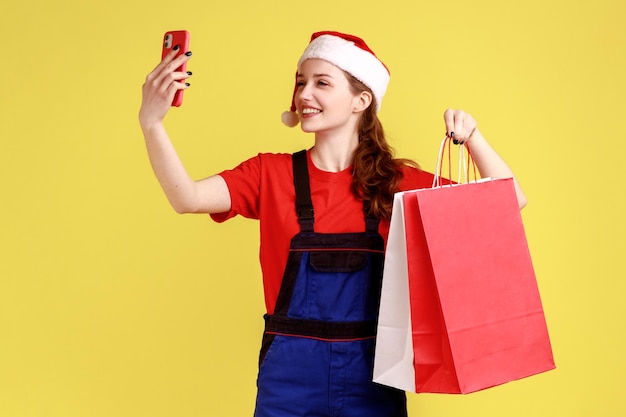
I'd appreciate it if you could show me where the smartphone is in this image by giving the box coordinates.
[161,30,190,107]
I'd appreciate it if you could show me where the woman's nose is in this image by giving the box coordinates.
[297,82,313,101]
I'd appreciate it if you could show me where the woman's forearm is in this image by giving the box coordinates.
[468,129,527,209]
[141,122,202,213]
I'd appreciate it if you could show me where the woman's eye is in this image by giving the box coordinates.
[296,81,306,88]
[318,80,329,86]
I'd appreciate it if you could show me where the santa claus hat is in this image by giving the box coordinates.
[281,31,391,127]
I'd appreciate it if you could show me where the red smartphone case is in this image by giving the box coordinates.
[161,30,190,107]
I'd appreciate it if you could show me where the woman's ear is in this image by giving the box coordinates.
[353,91,373,113]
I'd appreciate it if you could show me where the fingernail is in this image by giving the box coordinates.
[186,71,192,75]
[450,131,455,138]
[185,83,190,87]
[185,51,192,56]
[453,139,459,145]
[173,45,180,51]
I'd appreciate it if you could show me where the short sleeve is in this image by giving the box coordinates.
[399,166,436,191]
[209,154,262,223]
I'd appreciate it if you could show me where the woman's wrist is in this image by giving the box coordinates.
[139,116,165,136]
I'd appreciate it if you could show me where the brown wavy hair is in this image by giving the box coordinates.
[346,74,418,220]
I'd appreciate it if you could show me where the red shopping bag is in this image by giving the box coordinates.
[373,140,555,394]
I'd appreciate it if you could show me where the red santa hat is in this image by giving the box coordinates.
[281,31,391,127]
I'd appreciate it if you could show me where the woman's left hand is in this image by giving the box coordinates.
[442,108,528,209]
[443,109,477,144]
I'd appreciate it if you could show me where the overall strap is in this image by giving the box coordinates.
[292,150,314,232]
[361,192,380,234]
[365,215,380,233]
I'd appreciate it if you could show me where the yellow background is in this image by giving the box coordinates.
[1,0,624,415]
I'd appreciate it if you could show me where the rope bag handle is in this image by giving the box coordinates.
[432,136,478,188]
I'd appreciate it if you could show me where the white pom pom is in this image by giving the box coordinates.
[281,111,299,127]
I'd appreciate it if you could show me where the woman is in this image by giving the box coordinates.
[139,31,526,417]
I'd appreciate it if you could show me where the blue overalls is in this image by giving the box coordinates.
[254,150,407,417]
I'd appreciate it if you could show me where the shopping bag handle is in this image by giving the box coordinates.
[432,136,478,188]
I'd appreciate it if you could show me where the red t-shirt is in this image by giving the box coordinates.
[211,150,435,314]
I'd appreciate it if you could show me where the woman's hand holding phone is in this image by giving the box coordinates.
[139,31,192,130]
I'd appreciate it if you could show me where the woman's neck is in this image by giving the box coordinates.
[311,130,359,172]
